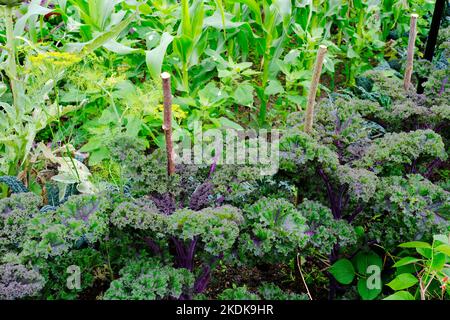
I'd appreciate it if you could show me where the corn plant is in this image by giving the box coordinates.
[172,0,206,93]
[61,0,139,54]
[68,0,124,32]
[227,0,292,125]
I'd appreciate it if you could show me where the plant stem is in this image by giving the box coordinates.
[259,94,267,126]
[297,254,313,300]
[182,62,190,94]
[216,0,227,40]
[161,72,176,176]
[4,6,19,108]
[259,33,273,126]
[328,244,340,300]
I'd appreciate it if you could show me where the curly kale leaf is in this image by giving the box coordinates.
[430,104,450,123]
[358,61,448,130]
[258,282,309,300]
[361,174,449,249]
[239,197,308,263]
[110,198,165,233]
[316,97,379,142]
[300,199,356,255]
[0,193,41,254]
[217,283,308,300]
[151,193,177,215]
[189,182,214,211]
[336,165,378,203]
[0,263,45,300]
[40,248,105,300]
[211,165,264,206]
[280,129,339,173]
[423,43,449,108]
[109,136,181,197]
[167,206,243,256]
[356,130,447,175]
[363,70,408,102]
[56,194,109,242]
[217,285,260,300]
[103,259,194,300]
[21,194,109,259]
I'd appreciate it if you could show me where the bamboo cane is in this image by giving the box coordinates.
[404,14,419,91]
[304,45,327,134]
[161,72,176,176]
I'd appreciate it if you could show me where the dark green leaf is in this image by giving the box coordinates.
[354,251,382,275]
[357,278,381,300]
[329,259,355,285]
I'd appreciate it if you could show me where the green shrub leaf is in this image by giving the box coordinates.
[435,244,450,256]
[383,291,415,300]
[357,278,381,300]
[329,259,355,285]
[393,257,421,268]
[354,251,382,275]
[387,273,418,290]
[399,241,432,249]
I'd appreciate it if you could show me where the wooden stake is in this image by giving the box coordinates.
[161,72,175,176]
[404,14,419,91]
[304,45,327,134]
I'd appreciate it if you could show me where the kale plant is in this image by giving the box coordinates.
[217,283,308,300]
[356,130,447,176]
[40,248,107,300]
[108,136,183,198]
[108,134,266,208]
[257,282,309,300]
[359,174,449,250]
[21,194,109,260]
[278,81,449,299]
[103,258,194,300]
[300,199,356,256]
[110,197,243,295]
[0,263,45,300]
[355,44,449,136]
[238,197,308,264]
[216,285,259,300]
[0,192,41,255]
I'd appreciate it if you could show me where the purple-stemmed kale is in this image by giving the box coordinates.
[111,193,243,295]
